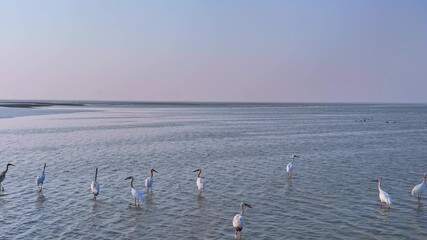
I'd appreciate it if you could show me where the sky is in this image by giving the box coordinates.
[0,0,426,103]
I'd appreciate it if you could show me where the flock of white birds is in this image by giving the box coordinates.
[285,155,426,210]
[0,157,426,239]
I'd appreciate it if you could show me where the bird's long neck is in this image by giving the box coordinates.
[42,164,46,174]
[377,180,382,191]
[94,168,98,181]
[130,178,134,188]
[197,170,201,178]
[423,174,427,182]
[4,165,10,173]
[240,205,245,215]
[150,170,154,178]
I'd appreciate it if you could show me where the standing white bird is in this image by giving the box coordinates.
[411,172,427,203]
[91,167,100,200]
[193,168,205,192]
[286,154,299,178]
[0,163,15,192]
[36,163,47,192]
[372,178,392,208]
[145,168,158,191]
[232,202,252,239]
[125,176,144,207]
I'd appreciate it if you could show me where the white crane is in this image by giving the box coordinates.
[411,172,426,203]
[145,168,158,191]
[91,167,100,200]
[232,202,252,239]
[0,163,15,192]
[372,178,392,208]
[36,163,46,192]
[286,154,299,178]
[193,168,205,192]
[125,176,144,207]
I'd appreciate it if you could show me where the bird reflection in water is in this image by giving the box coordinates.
[146,190,155,207]
[36,191,46,208]
[378,207,391,221]
[37,191,46,202]
[197,194,206,208]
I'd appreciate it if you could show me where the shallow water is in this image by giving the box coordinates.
[0,103,426,239]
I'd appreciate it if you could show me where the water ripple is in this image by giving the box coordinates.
[0,105,426,239]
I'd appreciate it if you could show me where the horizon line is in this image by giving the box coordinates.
[1,98,426,105]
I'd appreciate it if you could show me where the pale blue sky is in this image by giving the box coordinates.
[1,1,426,103]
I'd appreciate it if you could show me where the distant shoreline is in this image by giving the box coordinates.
[0,102,85,108]
[0,100,425,109]
[0,100,313,108]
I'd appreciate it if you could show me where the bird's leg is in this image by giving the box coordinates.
[234,230,237,239]
[134,198,137,207]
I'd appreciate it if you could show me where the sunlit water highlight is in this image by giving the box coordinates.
[0,103,426,239]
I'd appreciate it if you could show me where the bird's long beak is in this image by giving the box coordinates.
[10,164,15,166]
[125,176,132,180]
[245,203,252,208]
[153,169,158,173]
[193,169,200,172]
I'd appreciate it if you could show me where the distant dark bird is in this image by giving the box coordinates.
[36,163,47,191]
[91,167,100,200]
[193,168,205,192]
[145,168,158,191]
[0,163,15,192]
[232,202,252,239]
[411,172,426,203]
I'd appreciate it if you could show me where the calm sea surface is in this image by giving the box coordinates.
[0,103,426,239]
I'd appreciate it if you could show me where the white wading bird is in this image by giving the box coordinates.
[411,172,427,203]
[91,167,100,200]
[125,176,144,207]
[286,154,299,178]
[193,168,205,192]
[0,163,15,192]
[372,178,392,208]
[36,163,47,191]
[232,202,252,239]
[145,168,158,191]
